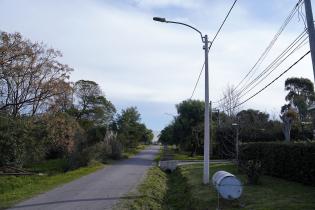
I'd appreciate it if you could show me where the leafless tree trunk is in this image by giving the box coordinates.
[219,84,240,118]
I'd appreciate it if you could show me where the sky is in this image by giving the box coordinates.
[0,0,314,131]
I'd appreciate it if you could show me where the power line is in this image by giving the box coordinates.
[237,35,309,101]
[235,30,308,100]
[189,0,238,99]
[190,62,205,99]
[214,29,307,107]
[235,0,303,91]
[214,0,303,104]
[221,50,310,112]
[210,0,238,47]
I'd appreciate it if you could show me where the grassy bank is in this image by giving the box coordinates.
[125,163,315,210]
[119,166,193,210]
[0,160,104,209]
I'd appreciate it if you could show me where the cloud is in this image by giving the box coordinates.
[132,0,200,9]
[0,0,313,130]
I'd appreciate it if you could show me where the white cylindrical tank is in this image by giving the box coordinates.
[212,171,243,200]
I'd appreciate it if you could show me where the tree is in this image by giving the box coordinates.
[280,103,298,142]
[177,100,206,156]
[116,107,143,149]
[0,32,73,116]
[235,109,282,142]
[47,80,73,113]
[159,123,176,145]
[141,128,154,144]
[219,84,240,118]
[284,77,315,121]
[42,112,84,158]
[279,77,313,142]
[71,80,116,128]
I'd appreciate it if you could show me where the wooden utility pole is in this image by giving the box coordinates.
[304,0,315,82]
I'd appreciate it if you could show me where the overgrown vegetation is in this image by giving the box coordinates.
[0,31,153,170]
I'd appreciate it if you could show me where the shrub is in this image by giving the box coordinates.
[240,160,262,185]
[86,126,107,146]
[239,142,315,185]
[69,145,98,169]
[102,131,122,160]
[110,140,123,159]
[43,113,83,158]
[0,116,47,167]
[0,118,25,167]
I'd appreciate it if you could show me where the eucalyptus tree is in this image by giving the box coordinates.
[284,77,315,121]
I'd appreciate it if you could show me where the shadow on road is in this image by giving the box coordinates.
[11,196,145,209]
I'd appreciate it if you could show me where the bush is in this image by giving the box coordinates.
[240,160,262,185]
[0,116,47,167]
[239,142,315,185]
[86,126,107,146]
[0,118,25,167]
[69,130,123,167]
[43,113,83,158]
[102,131,122,160]
[110,140,122,159]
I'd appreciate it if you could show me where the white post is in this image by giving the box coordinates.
[203,35,210,184]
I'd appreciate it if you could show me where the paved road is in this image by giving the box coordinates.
[10,145,160,210]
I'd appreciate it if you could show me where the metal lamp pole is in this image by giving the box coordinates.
[153,17,211,184]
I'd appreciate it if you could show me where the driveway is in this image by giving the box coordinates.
[9,145,160,210]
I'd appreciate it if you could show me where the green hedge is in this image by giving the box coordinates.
[239,142,315,185]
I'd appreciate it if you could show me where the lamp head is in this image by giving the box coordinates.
[153,17,166,22]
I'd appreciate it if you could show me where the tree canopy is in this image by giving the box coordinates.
[116,107,153,148]
[0,32,72,116]
[284,77,315,121]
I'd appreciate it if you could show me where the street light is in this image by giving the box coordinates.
[153,17,211,184]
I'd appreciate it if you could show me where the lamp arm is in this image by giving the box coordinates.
[166,20,204,42]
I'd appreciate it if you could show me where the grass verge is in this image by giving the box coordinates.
[181,163,315,210]
[123,163,315,210]
[0,161,104,209]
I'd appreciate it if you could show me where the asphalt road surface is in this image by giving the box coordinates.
[10,145,160,210]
